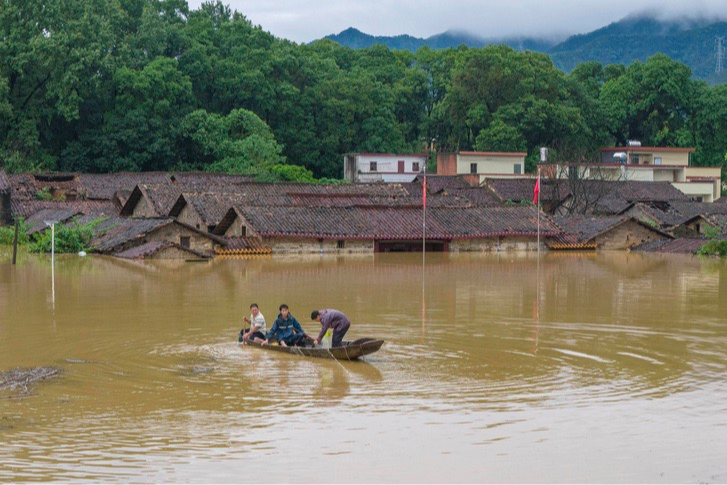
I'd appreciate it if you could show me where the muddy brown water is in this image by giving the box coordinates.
[1,249,727,483]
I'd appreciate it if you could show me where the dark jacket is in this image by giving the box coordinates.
[266,313,305,342]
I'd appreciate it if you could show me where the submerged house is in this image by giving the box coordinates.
[227,205,559,254]
[119,184,183,218]
[113,240,211,260]
[547,215,672,250]
[90,217,225,256]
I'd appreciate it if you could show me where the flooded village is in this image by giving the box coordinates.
[1,147,726,260]
[3,0,727,482]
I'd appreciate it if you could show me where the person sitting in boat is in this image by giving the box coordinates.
[311,309,351,348]
[263,304,312,347]
[240,303,266,343]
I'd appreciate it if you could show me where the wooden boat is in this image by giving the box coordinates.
[243,338,384,361]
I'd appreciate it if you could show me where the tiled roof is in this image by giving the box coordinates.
[631,203,690,227]
[171,192,247,225]
[548,215,626,248]
[25,209,82,235]
[714,197,727,204]
[8,173,80,200]
[415,175,474,193]
[668,201,727,218]
[633,238,706,254]
[113,240,210,259]
[484,178,570,203]
[10,199,117,219]
[547,215,670,249]
[613,181,689,202]
[443,188,503,207]
[90,218,173,252]
[79,173,171,200]
[236,206,559,240]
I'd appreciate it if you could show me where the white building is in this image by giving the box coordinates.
[598,146,721,202]
[344,153,429,183]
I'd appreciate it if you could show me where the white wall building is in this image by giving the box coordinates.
[344,153,429,183]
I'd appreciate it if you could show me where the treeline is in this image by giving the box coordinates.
[1,0,726,181]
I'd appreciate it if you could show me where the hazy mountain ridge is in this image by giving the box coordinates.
[323,27,558,53]
[323,15,727,82]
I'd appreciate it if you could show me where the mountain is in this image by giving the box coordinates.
[322,15,727,82]
[323,27,558,53]
[547,15,727,82]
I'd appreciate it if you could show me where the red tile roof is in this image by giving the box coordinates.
[236,206,559,240]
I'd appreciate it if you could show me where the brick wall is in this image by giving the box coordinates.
[449,236,544,252]
[596,220,665,249]
[264,237,374,254]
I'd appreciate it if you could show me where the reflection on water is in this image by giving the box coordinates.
[2,249,727,482]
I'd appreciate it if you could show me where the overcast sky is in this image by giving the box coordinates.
[187,0,727,43]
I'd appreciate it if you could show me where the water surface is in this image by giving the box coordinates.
[1,250,727,483]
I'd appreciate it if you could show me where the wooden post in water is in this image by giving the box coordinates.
[12,220,19,265]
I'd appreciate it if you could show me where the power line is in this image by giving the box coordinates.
[716,36,725,75]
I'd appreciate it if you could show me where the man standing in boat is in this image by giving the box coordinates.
[311,309,351,348]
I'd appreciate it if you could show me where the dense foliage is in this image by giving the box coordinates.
[1,0,726,184]
[28,218,105,254]
[0,220,30,245]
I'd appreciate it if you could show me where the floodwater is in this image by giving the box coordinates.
[1,249,727,483]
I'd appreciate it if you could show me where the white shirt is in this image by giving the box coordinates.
[249,312,266,334]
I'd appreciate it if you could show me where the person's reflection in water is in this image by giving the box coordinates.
[312,362,383,407]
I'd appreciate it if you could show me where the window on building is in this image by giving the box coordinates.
[568,166,578,180]
[470,163,478,174]
[241,226,247,237]
[370,161,377,172]
[337,240,345,249]
[412,162,420,172]
[654,157,662,165]
[514,164,522,174]
[180,236,191,248]
[632,154,640,165]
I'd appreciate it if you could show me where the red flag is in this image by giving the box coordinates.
[422,176,427,209]
[532,175,540,205]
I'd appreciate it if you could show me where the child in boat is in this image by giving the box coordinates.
[263,304,312,347]
[240,303,266,343]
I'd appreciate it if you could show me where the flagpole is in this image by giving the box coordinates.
[422,161,427,334]
[537,167,541,259]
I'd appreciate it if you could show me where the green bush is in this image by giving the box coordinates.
[0,220,30,246]
[703,225,720,240]
[696,239,727,257]
[29,218,105,254]
[35,188,54,201]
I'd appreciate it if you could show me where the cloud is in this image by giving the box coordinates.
[188,0,727,43]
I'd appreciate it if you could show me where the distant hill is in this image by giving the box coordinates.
[323,27,557,53]
[548,15,727,82]
[322,15,727,83]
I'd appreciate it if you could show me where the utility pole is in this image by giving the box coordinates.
[716,37,725,75]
